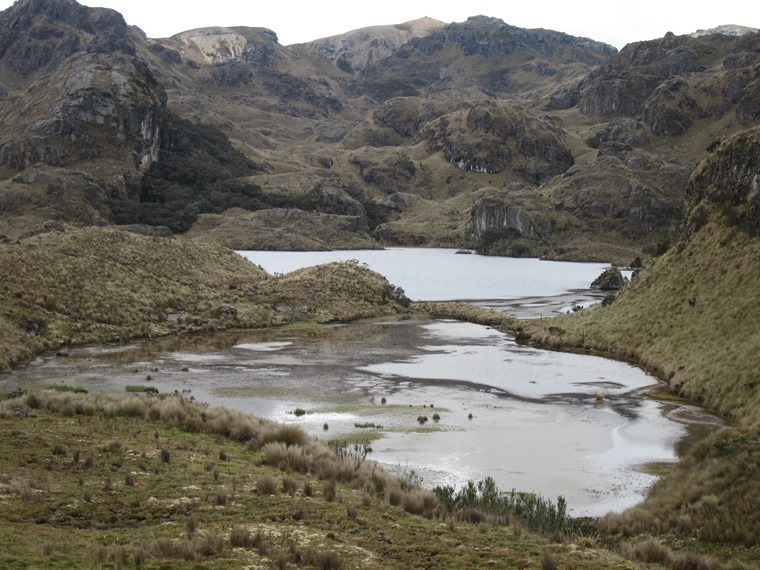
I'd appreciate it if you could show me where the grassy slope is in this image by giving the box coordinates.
[524,219,760,425]
[0,391,630,570]
[0,226,404,371]
[514,130,760,559]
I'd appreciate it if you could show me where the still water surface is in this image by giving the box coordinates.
[2,249,717,516]
[238,248,610,302]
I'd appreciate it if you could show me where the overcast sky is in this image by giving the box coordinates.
[1,0,758,50]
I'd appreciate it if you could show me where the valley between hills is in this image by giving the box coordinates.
[1,0,760,568]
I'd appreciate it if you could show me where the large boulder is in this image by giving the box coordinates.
[591,267,625,290]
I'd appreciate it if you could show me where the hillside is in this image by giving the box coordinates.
[0,0,758,260]
[0,225,407,372]
[516,126,760,553]
[0,390,650,570]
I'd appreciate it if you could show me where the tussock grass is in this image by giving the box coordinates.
[0,227,407,372]
[256,475,278,496]
[518,219,760,548]
[0,389,743,568]
[418,301,518,331]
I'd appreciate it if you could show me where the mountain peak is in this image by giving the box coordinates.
[690,24,759,39]
[303,17,445,73]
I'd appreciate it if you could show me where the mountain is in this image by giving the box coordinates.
[0,0,759,262]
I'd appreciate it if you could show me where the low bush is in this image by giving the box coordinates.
[434,477,590,536]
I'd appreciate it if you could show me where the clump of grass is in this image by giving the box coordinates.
[160,447,171,463]
[315,549,342,570]
[256,475,278,496]
[623,539,671,564]
[322,479,337,502]
[262,423,308,447]
[282,477,298,496]
[387,487,403,507]
[541,549,558,570]
[196,530,225,557]
[401,490,439,518]
[670,551,723,570]
[230,526,266,553]
[293,407,307,416]
[300,547,342,570]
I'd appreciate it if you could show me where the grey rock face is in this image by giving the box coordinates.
[468,201,539,241]
[0,0,133,76]
[1,52,167,173]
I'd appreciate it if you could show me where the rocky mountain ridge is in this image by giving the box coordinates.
[0,0,758,262]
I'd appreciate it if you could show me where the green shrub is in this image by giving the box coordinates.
[433,477,590,536]
[125,385,159,394]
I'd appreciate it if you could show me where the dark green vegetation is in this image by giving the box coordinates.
[111,117,262,233]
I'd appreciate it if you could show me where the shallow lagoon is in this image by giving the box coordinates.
[3,316,718,516]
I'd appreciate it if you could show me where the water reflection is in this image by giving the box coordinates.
[2,317,716,516]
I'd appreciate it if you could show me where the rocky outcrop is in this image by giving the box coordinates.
[687,127,760,236]
[557,32,760,125]
[548,146,691,237]
[304,17,445,73]
[590,266,625,290]
[173,27,278,65]
[0,51,167,173]
[642,78,706,137]
[468,199,541,241]
[586,119,650,148]
[349,153,416,194]
[353,16,616,101]
[0,0,134,77]
[423,102,574,183]
[422,16,615,63]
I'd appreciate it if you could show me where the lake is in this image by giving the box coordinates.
[0,249,717,516]
[238,248,611,303]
